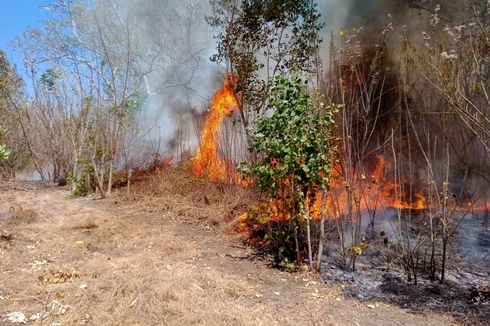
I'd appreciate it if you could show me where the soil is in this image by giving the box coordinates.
[0,182,455,325]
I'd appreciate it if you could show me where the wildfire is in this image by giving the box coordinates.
[192,81,486,225]
[243,156,433,226]
[192,76,240,182]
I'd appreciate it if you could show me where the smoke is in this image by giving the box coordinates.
[317,0,431,60]
[318,0,404,33]
[80,0,486,174]
[84,0,424,162]
[81,0,221,161]
[106,0,417,161]
[127,0,220,157]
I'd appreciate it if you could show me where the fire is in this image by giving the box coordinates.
[192,76,240,182]
[236,155,489,245]
[243,155,433,227]
[192,79,486,225]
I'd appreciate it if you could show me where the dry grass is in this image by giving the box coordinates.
[0,182,454,326]
[11,206,34,219]
[57,258,264,325]
[70,220,98,230]
[125,162,260,231]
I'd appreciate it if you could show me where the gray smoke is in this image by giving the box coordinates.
[82,0,470,162]
[79,0,222,161]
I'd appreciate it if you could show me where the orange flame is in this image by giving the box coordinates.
[193,79,487,227]
[192,76,241,182]
[238,155,489,245]
[243,155,434,227]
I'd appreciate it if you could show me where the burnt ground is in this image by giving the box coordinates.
[323,259,489,325]
[321,213,490,325]
[0,181,455,325]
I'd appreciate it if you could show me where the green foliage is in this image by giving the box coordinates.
[0,145,9,161]
[40,69,59,91]
[122,90,147,114]
[0,125,9,161]
[67,170,91,198]
[110,90,147,119]
[239,75,338,265]
[67,162,95,199]
[241,75,338,198]
[208,0,324,118]
[241,202,298,268]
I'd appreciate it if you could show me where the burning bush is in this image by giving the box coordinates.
[239,75,339,268]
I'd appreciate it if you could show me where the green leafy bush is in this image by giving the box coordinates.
[67,164,94,198]
[240,75,339,266]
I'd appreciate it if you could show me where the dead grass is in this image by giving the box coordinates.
[11,206,34,219]
[0,182,455,326]
[125,162,260,231]
[67,261,262,325]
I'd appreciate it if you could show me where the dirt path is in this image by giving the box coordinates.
[0,184,454,325]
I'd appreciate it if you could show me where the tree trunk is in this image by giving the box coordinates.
[71,158,78,192]
[316,190,327,271]
[90,155,106,199]
[306,207,313,270]
[294,223,300,265]
[441,234,447,284]
[126,170,131,197]
[107,159,113,194]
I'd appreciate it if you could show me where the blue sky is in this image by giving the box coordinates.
[0,1,51,67]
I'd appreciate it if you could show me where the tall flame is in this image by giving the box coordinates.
[192,77,238,181]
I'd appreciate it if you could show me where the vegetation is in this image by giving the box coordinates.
[0,50,29,176]
[0,125,10,161]
[0,2,488,319]
[208,0,324,141]
[240,75,338,267]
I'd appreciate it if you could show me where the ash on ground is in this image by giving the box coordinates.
[321,211,489,325]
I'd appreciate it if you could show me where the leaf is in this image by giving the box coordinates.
[350,246,363,257]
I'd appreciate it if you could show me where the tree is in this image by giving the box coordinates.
[398,1,490,283]
[414,1,490,160]
[208,0,324,141]
[0,52,17,164]
[8,0,207,194]
[0,50,34,178]
[240,75,338,267]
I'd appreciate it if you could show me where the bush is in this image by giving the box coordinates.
[240,75,338,267]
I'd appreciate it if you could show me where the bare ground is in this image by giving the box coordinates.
[0,182,455,325]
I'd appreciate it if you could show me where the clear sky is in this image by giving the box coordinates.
[0,1,51,66]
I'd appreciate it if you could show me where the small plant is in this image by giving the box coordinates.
[239,203,299,268]
[67,168,92,198]
[0,144,9,162]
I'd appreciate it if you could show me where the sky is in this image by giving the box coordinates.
[0,1,51,67]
